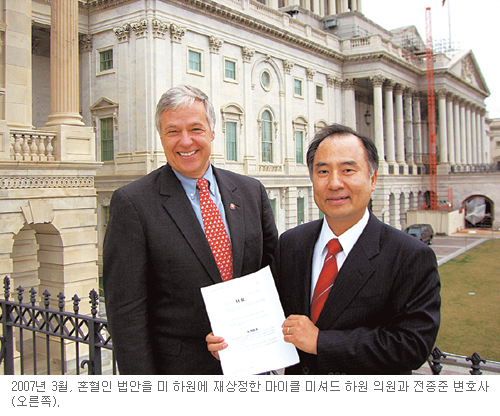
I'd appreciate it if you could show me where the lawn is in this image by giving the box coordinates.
[436,238,500,362]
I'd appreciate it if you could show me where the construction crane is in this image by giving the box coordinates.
[425,7,438,210]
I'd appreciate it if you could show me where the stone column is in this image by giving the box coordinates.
[476,110,483,164]
[311,0,320,13]
[341,0,349,13]
[384,81,397,172]
[326,75,336,123]
[453,98,461,166]
[242,46,256,174]
[404,89,414,169]
[446,93,455,166]
[460,100,467,165]
[471,106,478,165]
[170,24,186,86]
[208,36,224,164]
[45,0,84,127]
[343,79,356,130]
[412,93,423,166]
[327,0,337,14]
[476,108,482,165]
[4,0,32,129]
[394,84,406,173]
[42,0,94,162]
[371,76,387,174]
[334,77,343,124]
[284,61,295,174]
[465,103,472,166]
[437,89,448,164]
[481,110,488,163]
[390,191,401,230]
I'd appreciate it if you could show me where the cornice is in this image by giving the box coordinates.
[86,0,345,62]
[83,0,489,98]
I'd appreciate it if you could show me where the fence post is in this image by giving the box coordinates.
[87,290,102,375]
[429,347,447,375]
[467,352,486,375]
[1,276,14,374]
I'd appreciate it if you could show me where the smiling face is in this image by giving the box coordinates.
[159,100,215,178]
[312,134,377,236]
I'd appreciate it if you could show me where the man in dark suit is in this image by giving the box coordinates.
[208,124,440,375]
[103,85,278,375]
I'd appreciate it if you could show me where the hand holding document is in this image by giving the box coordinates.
[201,266,299,375]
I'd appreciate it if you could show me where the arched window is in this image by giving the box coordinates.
[261,110,273,163]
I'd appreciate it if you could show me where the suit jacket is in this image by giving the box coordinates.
[103,164,278,374]
[272,212,440,375]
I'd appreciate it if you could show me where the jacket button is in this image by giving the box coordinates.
[302,367,310,375]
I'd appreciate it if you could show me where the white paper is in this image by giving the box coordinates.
[201,266,299,375]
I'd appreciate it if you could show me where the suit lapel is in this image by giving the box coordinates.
[159,165,221,283]
[315,213,381,327]
[213,168,245,277]
[295,221,323,317]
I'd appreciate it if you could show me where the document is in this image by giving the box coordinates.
[201,266,299,375]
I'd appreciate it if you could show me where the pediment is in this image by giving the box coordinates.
[448,50,490,95]
[90,97,119,111]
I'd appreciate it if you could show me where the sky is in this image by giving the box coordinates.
[362,0,500,119]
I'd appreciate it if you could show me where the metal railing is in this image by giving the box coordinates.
[1,276,494,376]
[427,347,493,375]
[0,276,116,375]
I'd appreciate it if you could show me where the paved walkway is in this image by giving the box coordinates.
[431,228,500,266]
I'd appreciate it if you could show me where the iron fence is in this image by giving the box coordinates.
[0,276,493,376]
[0,276,116,375]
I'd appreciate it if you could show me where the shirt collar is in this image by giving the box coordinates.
[317,208,370,257]
[172,164,216,200]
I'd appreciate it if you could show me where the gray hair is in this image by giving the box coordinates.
[155,85,216,135]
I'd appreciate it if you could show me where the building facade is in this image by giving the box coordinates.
[1,0,498,299]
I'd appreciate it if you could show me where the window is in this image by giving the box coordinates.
[102,205,110,237]
[226,121,237,161]
[261,110,273,163]
[100,117,114,161]
[224,59,236,81]
[221,103,244,161]
[260,70,271,91]
[297,197,305,225]
[496,140,500,148]
[295,130,304,164]
[188,50,202,73]
[269,198,277,224]
[294,79,303,97]
[99,49,113,72]
[316,85,324,102]
[293,116,308,164]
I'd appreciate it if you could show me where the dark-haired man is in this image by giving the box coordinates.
[209,124,440,375]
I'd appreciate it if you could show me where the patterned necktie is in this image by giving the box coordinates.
[197,178,233,281]
[311,238,342,323]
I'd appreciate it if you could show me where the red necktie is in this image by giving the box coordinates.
[197,178,233,281]
[311,238,342,323]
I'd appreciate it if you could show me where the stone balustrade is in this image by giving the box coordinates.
[10,130,56,162]
[342,34,404,59]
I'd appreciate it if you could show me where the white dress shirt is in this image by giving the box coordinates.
[310,208,370,302]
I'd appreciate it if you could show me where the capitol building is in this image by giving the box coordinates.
[0,0,498,303]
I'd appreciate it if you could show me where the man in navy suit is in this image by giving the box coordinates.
[103,85,278,374]
[208,124,440,374]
